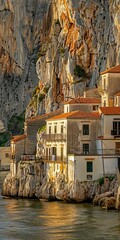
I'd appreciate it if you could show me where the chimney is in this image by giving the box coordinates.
[83,91,86,98]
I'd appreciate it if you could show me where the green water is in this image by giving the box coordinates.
[0,172,120,240]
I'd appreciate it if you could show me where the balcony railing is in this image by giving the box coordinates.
[42,155,67,162]
[21,155,36,161]
[69,149,120,156]
[42,133,66,141]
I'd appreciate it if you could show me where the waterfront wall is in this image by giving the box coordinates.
[2,160,120,210]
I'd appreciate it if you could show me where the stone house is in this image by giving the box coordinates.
[64,97,101,113]
[0,147,11,171]
[114,92,120,107]
[42,110,101,181]
[9,109,63,176]
[99,64,120,107]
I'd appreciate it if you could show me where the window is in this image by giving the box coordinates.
[87,161,93,172]
[103,100,106,107]
[61,146,64,161]
[116,97,118,106]
[103,77,107,90]
[112,121,120,135]
[5,153,9,158]
[83,125,89,135]
[93,105,98,111]
[83,144,89,155]
[54,125,57,134]
[49,126,51,134]
[61,125,64,134]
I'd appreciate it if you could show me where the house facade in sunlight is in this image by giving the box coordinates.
[9,64,120,182]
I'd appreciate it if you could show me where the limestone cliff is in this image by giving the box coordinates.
[27,0,120,116]
[1,0,120,125]
[2,161,120,209]
[0,0,49,130]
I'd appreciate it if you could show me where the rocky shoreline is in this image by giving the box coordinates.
[2,161,120,210]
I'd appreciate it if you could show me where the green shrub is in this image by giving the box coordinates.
[74,65,87,78]
[38,125,46,133]
[43,86,50,94]
[98,175,115,186]
[0,131,10,147]
[59,47,65,55]
[38,94,45,102]
[8,111,25,135]
[98,177,104,186]
[32,86,40,97]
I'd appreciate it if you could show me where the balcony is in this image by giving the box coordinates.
[111,130,120,137]
[69,149,120,156]
[42,155,67,163]
[42,133,66,141]
[21,155,36,161]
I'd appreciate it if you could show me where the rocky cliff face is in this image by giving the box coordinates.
[27,0,120,116]
[0,0,49,130]
[2,161,120,209]
[1,0,120,126]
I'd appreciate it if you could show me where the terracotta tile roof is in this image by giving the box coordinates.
[99,107,120,115]
[68,111,100,119]
[46,111,78,121]
[114,92,120,97]
[47,110,100,121]
[27,108,63,123]
[64,97,101,105]
[11,134,26,143]
[101,64,120,75]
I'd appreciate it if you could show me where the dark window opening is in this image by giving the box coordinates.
[111,121,120,136]
[49,126,51,134]
[93,105,99,111]
[54,125,57,134]
[83,144,89,155]
[87,161,93,172]
[61,125,64,134]
[83,125,89,135]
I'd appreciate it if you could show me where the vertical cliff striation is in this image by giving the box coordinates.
[29,0,120,117]
[0,0,49,130]
[0,0,120,125]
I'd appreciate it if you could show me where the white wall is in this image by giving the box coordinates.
[68,155,117,182]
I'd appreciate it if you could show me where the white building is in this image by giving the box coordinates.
[99,64,120,107]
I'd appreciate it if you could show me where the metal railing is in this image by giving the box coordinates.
[21,155,36,161]
[42,133,66,141]
[42,155,67,162]
[69,149,120,156]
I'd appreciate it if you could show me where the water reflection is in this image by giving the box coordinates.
[0,172,120,240]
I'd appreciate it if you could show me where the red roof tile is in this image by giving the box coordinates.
[114,92,120,97]
[64,97,101,105]
[46,111,78,121]
[27,108,63,123]
[99,107,120,115]
[47,111,100,121]
[11,134,26,143]
[101,64,120,75]
[68,111,100,119]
